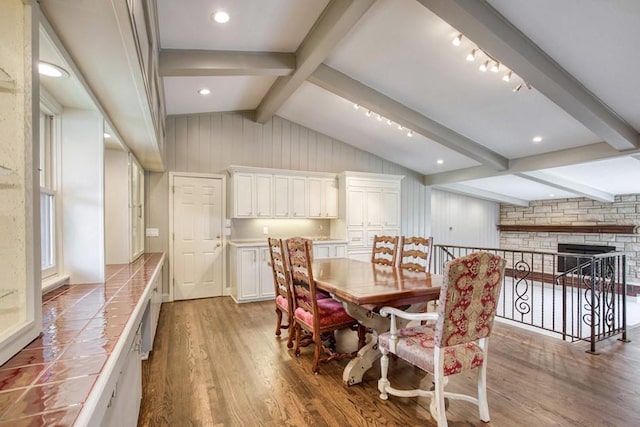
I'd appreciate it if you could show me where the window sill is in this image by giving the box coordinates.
[42,273,70,294]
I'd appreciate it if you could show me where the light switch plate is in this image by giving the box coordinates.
[146,228,159,237]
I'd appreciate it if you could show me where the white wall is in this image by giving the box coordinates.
[430,189,500,248]
[61,109,105,283]
[104,149,129,264]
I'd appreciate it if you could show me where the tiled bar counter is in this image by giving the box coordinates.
[0,253,165,426]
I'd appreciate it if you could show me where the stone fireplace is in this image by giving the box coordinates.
[499,195,640,295]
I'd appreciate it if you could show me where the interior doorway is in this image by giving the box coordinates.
[171,174,225,300]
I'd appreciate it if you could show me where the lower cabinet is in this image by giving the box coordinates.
[101,325,143,427]
[230,246,275,303]
[313,243,347,259]
[230,241,347,303]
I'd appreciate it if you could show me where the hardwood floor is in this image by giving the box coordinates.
[139,297,640,426]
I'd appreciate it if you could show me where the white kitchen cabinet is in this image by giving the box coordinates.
[230,172,272,218]
[334,172,403,259]
[230,245,275,303]
[308,177,339,218]
[291,176,307,218]
[314,243,347,259]
[273,175,290,218]
[101,325,142,427]
[228,166,337,219]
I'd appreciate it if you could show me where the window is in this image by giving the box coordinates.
[39,112,57,278]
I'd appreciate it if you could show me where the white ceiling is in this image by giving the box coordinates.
[49,0,640,205]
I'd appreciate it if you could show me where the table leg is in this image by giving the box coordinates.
[339,301,429,386]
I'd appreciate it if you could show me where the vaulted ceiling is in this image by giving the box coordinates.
[45,0,640,205]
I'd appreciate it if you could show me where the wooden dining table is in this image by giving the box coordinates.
[312,257,443,385]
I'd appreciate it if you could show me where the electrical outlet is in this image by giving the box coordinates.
[263,226,269,235]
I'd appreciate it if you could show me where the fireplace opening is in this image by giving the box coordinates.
[557,243,616,273]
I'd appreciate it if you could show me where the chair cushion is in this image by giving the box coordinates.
[275,294,289,312]
[294,298,355,328]
[316,290,331,299]
[378,325,484,376]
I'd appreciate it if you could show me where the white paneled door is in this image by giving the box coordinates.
[173,176,224,300]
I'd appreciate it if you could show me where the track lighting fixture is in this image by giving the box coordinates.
[452,34,462,46]
[513,83,523,93]
[479,61,489,72]
[354,106,416,138]
[490,62,500,72]
[502,71,512,82]
[466,49,477,61]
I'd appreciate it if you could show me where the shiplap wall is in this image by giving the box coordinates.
[145,112,429,254]
[430,189,500,248]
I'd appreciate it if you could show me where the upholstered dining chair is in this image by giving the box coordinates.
[285,237,366,374]
[371,235,399,266]
[377,252,506,427]
[398,236,434,273]
[267,237,295,348]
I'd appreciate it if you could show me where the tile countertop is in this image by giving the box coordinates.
[228,238,347,247]
[0,253,165,426]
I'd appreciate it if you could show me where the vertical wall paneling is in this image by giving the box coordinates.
[146,112,435,290]
[430,189,500,248]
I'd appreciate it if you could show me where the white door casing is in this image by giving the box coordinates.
[173,175,224,300]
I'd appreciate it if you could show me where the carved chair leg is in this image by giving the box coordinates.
[293,323,302,356]
[378,347,390,400]
[275,308,283,336]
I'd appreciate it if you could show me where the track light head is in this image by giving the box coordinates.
[479,60,489,72]
[466,49,477,62]
[365,110,372,117]
[452,34,462,46]
[513,83,523,92]
[490,62,500,72]
[502,71,512,82]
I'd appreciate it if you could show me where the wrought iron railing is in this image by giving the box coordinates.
[432,245,629,353]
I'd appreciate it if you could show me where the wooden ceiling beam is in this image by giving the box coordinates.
[159,50,295,76]
[424,142,640,185]
[417,0,639,151]
[254,0,376,124]
[309,64,509,170]
[515,171,615,203]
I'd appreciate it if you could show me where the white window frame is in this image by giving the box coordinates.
[40,90,63,281]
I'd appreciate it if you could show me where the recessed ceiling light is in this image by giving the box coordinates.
[104,132,111,138]
[38,61,69,78]
[549,193,555,197]
[532,136,543,143]
[198,88,211,95]
[212,11,230,24]
[437,159,444,165]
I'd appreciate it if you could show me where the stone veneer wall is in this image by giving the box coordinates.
[500,195,640,286]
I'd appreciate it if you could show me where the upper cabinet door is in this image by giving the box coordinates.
[273,175,290,218]
[347,188,365,227]
[233,173,254,217]
[366,190,383,227]
[323,178,338,218]
[254,174,272,218]
[307,178,323,218]
[382,190,400,228]
[290,176,307,218]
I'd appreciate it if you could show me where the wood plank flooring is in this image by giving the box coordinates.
[138,297,640,426]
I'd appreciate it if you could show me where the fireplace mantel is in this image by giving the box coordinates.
[497,224,638,234]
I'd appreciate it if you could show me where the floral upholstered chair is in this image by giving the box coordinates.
[267,238,295,348]
[377,252,506,427]
[285,237,365,374]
